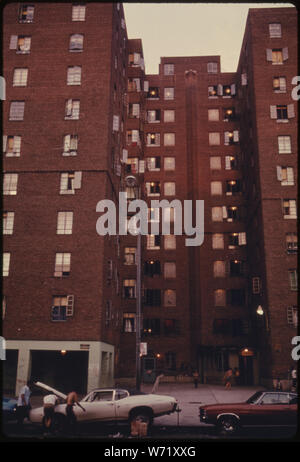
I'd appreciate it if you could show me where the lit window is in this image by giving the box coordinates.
[146,181,160,196]
[67,66,82,85]
[147,157,161,171]
[126,157,139,174]
[164,289,176,307]
[57,212,73,234]
[51,295,74,321]
[146,133,160,146]
[146,235,160,250]
[164,262,176,278]
[164,87,174,100]
[286,233,297,254]
[3,136,21,157]
[273,76,286,92]
[123,279,136,299]
[214,289,226,307]
[123,313,136,332]
[54,253,71,277]
[164,110,175,123]
[18,5,34,23]
[69,34,84,52]
[13,68,28,87]
[213,261,226,277]
[3,212,15,235]
[283,199,297,219]
[72,4,86,21]
[17,36,31,54]
[3,173,18,195]
[9,102,25,121]
[3,253,11,277]
[147,87,159,99]
[208,86,218,97]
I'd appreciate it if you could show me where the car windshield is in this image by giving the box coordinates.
[246,391,264,403]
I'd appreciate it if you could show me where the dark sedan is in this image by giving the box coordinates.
[2,397,18,422]
[199,391,297,435]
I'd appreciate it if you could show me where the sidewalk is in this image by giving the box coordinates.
[140,383,265,426]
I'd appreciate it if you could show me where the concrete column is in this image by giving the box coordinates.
[86,344,102,392]
[15,347,31,396]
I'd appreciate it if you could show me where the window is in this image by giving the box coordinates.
[209,132,220,146]
[60,171,82,194]
[164,235,176,250]
[270,104,294,121]
[129,103,140,118]
[227,289,246,306]
[124,247,136,265]
[146,182,160,196]
[226,179,242,195]
[283,199,297,219]
[164,64,174,75]
[19,5,34,23]
[286,233,297,254]
[13,36,31,54]
[145,289,161,306]
[63,135,78,156]
[252,277,261,294]
[210,157,221,170]
[72,4,86,21]
[3,253,11,277]
[3,212,15,235]
[54,253,71,277]
[164,110,175,123]
[207,62,218,73]
[3,174,18,195]
[208,85,218,97]
[287,306,298,327]
[147,157,161,171]
[147,110,160,123]
[3,136,21,157]
[144,260,161,277]
[278,136,291,154]
[164,87,174,100]
[128,78,141,92]
[146,133,160,146]
[223,108,236,122]
[13,68,28,87]
[164,319,180,336]
[164,133,175,146]
[67,66,82,85]
[51,295,74,321]
[143,319,160,336]
[211,181,222,196]
[277,166,294,185]
[148,207,160,223]
[65,99,80,119]
[221,84,236,97]
[164,262,176,278]
[211,207,223,222]
[123,313,136,332]
[164,182,175,196]
[289,270,298,291]
[273,76,286,92]
[226,206,240,222]
[230,260,245,277]
[214,289,226,307]
[69,34,84,52]
[147,87,159,99]
[147,235,160,250]
[126,130,140,146]
[164,157,175,171]
[9,102,25,121]
[269,23,282,38]
[212,233,224,249]
[224,130,239,145]
[266,48,288,64]
[128,53,143,68]
[165,351,176,370]
[213,261,226,278]
[225,155,238,170]
[126,157,139,174]
[164,289,176,307]
[228,232,247,248]
[57,211,73,234]
[123,279,136,299]
[2,296,6,320]
[208,109,219,121]
[213,319,231,335]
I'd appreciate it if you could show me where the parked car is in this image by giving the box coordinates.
[2,397,18,422]
[199,391,297,435]
[30,382,177,431]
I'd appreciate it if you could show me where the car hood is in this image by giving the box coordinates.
[34,381,67,400]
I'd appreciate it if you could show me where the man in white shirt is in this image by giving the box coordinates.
[16,381,33,427]
[43,394,59,433]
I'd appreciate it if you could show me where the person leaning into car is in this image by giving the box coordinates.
[65,390,86,434]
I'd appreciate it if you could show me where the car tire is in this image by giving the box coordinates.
[130,409,153,427]
[217,415,239,435]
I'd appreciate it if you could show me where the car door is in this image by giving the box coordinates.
[254,393,286,425]
[74,391,116,422]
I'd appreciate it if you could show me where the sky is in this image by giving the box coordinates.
[123,2,294,74]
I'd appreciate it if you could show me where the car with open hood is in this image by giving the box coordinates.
[199,390,297,435]
[30,381,177,430]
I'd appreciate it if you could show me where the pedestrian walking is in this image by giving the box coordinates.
[223,369,233,389]
[192,371,199,388]
[16,380,33,428]
[65,390,86,435]
[151,372,164,394]
[43,394,59,434]
[291,366,297,392]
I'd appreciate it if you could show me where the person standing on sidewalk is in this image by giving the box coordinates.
[16,380,33,428]
[192,371,199,388]
[223,369,233,389]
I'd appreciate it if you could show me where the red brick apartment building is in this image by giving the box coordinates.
[2,3,297,394]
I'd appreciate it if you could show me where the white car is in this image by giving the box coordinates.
[30,382,178,430]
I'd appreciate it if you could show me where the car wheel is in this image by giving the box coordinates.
[52,413,66,434]
[217,415,239,435]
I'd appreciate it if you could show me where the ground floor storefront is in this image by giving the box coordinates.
[3,340,115,396]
